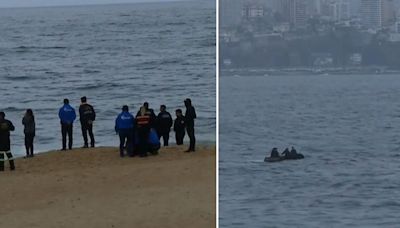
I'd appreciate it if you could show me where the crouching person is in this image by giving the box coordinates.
[0,112,15,171]
[115,105,135,157]
[148,128,161,155]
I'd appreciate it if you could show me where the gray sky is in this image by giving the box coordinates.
[0,0,181,8]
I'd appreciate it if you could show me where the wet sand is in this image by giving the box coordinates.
[0,145,216,228]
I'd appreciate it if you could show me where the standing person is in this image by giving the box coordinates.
[173,109,185,145]
[136,106,151,157]
[22,109,35,158]
[58,98,76,151]
[156,105,173,146]
[79,96,96,148]
[184,98,196,152]
[0,112,15,171]
[137,102,156,128]
[115,105,134,157]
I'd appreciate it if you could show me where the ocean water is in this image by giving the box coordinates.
[0,1,215,156]
[220,73,400,227]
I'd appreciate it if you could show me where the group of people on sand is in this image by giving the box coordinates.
[0,96,197,171]
[114,98,196,158]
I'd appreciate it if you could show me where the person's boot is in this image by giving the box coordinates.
[90,142,95,148]
[82,143,88,148]
[0,153,5,171]
[9,160,15,171]
[8,155,15,170]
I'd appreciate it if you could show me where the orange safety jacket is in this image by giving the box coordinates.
[136,115,150,126]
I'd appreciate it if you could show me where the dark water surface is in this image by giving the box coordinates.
[0,1,215,156]
[220,74,400,227]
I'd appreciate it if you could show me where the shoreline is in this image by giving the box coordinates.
[0,144,216,228]
[220,67,400,76]
[10,140,217,158]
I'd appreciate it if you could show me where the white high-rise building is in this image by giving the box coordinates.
[361,0,382,29]
[360,0,396,29]
[382,0,396,26]
[278,0,308,28]
[319,0,350,21]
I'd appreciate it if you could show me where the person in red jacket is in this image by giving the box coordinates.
[136,106,151,157]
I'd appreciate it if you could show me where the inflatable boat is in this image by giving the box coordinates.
[264,154,304,162]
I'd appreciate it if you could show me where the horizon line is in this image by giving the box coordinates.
[0,0,192,10]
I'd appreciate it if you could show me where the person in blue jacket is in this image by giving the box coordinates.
[58,98,76,151]
[115,105,135,157]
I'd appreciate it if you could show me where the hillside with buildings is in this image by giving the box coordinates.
[220,0,400,71]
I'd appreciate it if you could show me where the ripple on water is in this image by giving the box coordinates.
[220,74,400,227]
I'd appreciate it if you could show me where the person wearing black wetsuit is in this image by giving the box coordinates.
[22,109,35,157]
[0,112,16,171]
[79,96,96,148]
[173,109,185,145]
[156,105,173,146]
[184,98,196,152]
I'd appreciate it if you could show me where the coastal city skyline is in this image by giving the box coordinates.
[220,0,400,71]
[221,0,400,30]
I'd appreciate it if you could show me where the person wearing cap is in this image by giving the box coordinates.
[115,105,135,157]
[184,98,197,152]
[58,98,76,150]
[79,96,96,148]
[0,112,16,171]
[156,105,173,146]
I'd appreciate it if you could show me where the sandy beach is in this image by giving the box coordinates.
[0,145,216,228]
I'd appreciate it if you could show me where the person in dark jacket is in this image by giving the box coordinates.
[184,98,196,152]
[79,96,96,148]
[0,112,16,171]
[156,105,173,146]
[58,98,76,150]
[115,105,135,157]
[22,109,35,157]
[136,106,152,157]
[282,148,290,158]
[173,109,185,145]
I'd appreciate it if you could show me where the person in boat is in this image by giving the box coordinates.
[270,148,280,158]
[290,147,304,159]
[264,148,282,162]
[281,148,290,158]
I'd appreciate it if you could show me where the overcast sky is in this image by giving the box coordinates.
[0,0,183,8]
